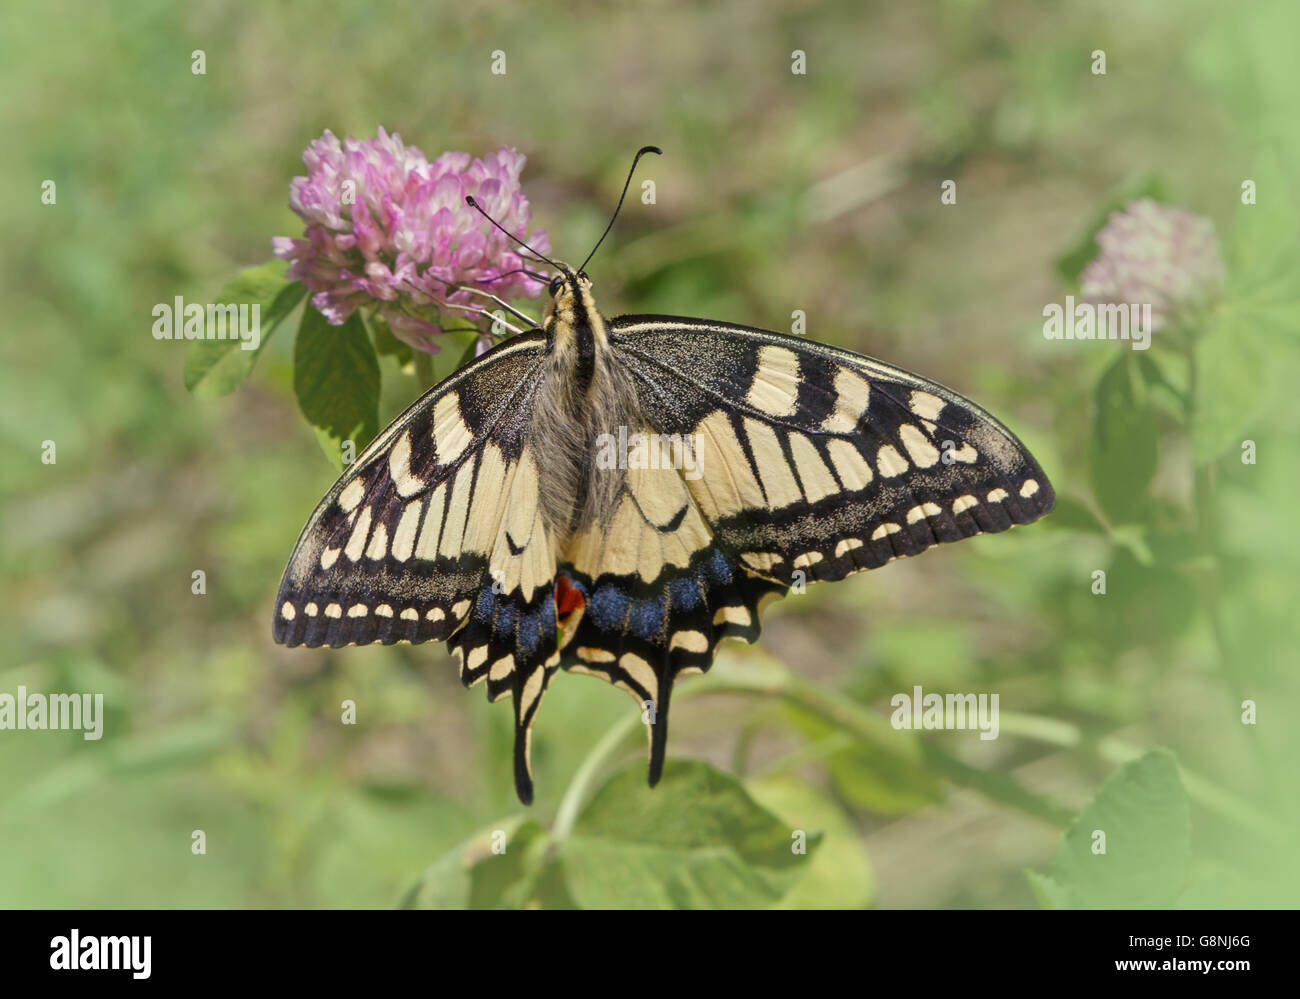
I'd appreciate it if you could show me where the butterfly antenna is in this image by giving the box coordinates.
[464,195,561,272]
[578,145,662,274]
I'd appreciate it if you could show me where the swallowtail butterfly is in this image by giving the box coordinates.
[273,148,1055,803]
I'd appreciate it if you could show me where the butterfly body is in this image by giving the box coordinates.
[274,265,1054,804]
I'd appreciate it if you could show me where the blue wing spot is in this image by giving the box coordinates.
[518,612,540,656]
[589,583,631,631]
[629,596,667,641]
[492,600,517,637]
[669,575,703,611]
[704,547,733,585]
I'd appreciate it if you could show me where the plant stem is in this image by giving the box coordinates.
[414,351,433,391]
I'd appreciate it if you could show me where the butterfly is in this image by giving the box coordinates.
[272,147,1055,804]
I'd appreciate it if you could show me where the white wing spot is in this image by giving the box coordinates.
[578,647,616,663]
[432,391,473,464]
[909,390,945,421]
[388,429,426,498]
[741,551,782,572]
[337,478,365,513]
[871,522,902,540]
[713,605,752,627]
[375,604,393,618]
[426,607,446,622]
[280,601,295,621]
[365,521,389,561]
[1020,478,1040,498]
[320,546,341,570]
[822,367,872,432]
[669,630,709,653]
[987,488,1009,503]
[952,494,979,514]
[619,653,659,700]
[392,499,422,562]
[906,502,943,524]
[876,445,908,477]
[899,424,940,468]
[834,538,864,557]
[347,604,368,618]
[826,439,873,490]
[345,506,373,562]
[400,608,419,621]
[304,602,319,616]
[325,603,343,618]
[745,346,801,417]
[793,551,824,568]
[949,442,979,463]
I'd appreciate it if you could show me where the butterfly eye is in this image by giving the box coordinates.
[548,275,565,297]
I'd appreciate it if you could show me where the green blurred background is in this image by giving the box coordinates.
[2,0,1298,908]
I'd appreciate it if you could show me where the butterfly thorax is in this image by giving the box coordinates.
[533,276,641,538]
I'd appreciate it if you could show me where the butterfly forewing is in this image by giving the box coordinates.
[606,315,1055,585]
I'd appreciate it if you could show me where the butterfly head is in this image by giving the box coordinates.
[546,264,591,301]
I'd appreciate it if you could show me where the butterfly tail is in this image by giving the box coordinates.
[646,651,676,787]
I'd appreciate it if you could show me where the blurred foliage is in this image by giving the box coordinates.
[2,0,1299,908]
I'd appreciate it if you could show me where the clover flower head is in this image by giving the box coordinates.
[273,128,549,352]
[1080,198,1225,331]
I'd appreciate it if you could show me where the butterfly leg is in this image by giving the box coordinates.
[426,299,528,337]
[456,287,539,329]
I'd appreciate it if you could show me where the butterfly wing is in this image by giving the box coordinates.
[608,315,1055,574]
[272,332,561,802]
[558,314,1054,780]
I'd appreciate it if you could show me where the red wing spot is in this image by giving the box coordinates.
[555,574,585,624]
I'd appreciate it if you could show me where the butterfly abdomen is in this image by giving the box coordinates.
[532,285,644,535]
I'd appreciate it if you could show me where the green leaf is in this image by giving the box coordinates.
[400,816,535,910]
[1089,353,1157,523]
[453,333,481,374]
[368,313,414,369]
[1049,748,1190,909]
[293,308,381,460]
[1229,151,1300,302]
[1025,870,1075,910]
[1056,176,1169,288]
[559,760,818,909]
[784,703,943,815]
[746,775,874,908]
[1191,307,1267,464]
[184,260,306,397]
[1041,495,1109,534]
[432,328,480,383]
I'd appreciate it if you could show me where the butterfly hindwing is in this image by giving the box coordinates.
[606,315,1056,587]
[559,454,787,783]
